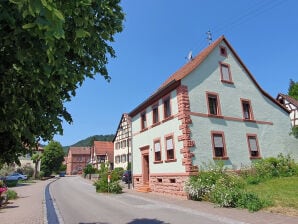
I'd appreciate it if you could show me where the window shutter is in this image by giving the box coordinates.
[214,135,223,147]
[221,65,230,81]
[249,137,258,151]
[154,142,161,152]
[166,138,173,150]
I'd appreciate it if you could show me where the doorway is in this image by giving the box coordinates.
[140,146,150,185]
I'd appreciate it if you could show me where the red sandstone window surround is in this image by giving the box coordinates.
[220,62,233,84]
[247,134,261,159]
[140,111,147,130]
[152,104,159,124]
[211,131,229,160]
[153,139,162,163]
[164,134,176,162]
[206,92,222,117]
[163,95,172,119]
[241,99,255,121]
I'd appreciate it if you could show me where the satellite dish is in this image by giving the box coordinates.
[186,51,193,61]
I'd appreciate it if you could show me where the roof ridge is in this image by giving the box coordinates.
[158,35,225,90]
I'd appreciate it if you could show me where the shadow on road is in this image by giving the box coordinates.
[78,219,168,224]
[127,219,169,224]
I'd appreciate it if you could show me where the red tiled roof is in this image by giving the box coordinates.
[129,35,289,116]
[69,147,91,155]
[94,141,114,163]
[158,36,224,90]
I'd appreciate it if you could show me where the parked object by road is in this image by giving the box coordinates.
[122,170,131,184]
[0,180,8,207]
[6,173,27,181]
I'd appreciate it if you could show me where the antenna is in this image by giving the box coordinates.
[185,50,193,62]
[206,30,212,45]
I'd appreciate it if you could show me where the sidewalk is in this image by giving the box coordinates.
[0,179,52,224]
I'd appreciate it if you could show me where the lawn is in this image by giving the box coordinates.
[245,176,298,216]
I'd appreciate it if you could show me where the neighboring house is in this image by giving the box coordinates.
[18,145,43,172]
[66,147,91,175]
[113,113,132,170]
[91,141,114,170]
[277,93,298,127]
[128,35,298,197]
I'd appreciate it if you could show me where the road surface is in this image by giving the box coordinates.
[50,176,246,224]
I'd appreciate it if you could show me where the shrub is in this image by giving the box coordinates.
[39,171,45,179]
[185,161,267,212]
[6,190,18,200]
[185,162,231,201]
[113,167,124,180]
[236,191,270,212]
[254,154,297,180]
[5,180,18,187]
[209,174,244,207]
[93,163,123,194]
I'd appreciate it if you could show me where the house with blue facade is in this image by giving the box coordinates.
[128,36,298,197]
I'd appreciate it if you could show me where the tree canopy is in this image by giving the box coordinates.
[41,141,65,177]
[0,0,124,165]
[288,79,298,100]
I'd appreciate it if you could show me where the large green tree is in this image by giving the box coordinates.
[41,141,64,177]
[0,0,124,166]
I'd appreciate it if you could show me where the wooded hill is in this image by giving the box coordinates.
[63,134,115,155]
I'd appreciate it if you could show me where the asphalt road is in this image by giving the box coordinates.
[50,176,246,224]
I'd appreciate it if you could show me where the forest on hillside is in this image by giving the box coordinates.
[62,134,115,154]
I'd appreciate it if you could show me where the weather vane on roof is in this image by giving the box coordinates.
[206,30,212,45]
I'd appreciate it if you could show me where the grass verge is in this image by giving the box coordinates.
[245,176,298,216]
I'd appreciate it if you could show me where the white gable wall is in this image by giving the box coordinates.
[182,41,297,169]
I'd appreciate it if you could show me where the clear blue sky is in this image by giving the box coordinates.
[53,0,298,146]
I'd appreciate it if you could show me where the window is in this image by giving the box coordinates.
[154,140,162,161]
[165,136,175,160]
[99,155,106,163]
[152,105,159,124]
[122,140,126,148]
[163,96,171,119]
[121,154,127,163]
[115,156,120,164]
[207,93,221,116]
[220,63,233,83]
[241,99,254,120]
[220,46,227,57]
[247,135,260,158]
[211,132,228,159]
[141,112,147,130]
